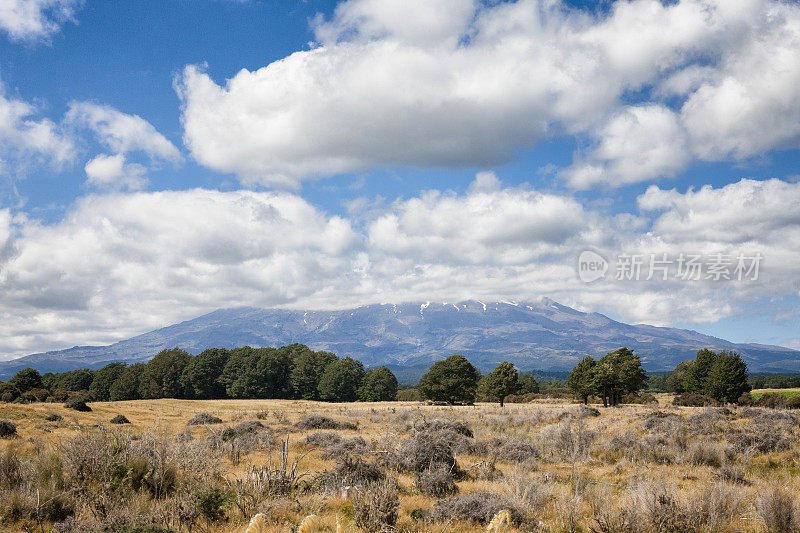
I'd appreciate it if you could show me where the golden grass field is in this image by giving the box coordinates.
[1,396,799,532]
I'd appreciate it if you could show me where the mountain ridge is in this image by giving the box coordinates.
[1,299,798,379]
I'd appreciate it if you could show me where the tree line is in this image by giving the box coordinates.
[0,349,540,407]
[566,347,751,405]
[0,344,399,404]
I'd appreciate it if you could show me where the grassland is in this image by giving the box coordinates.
[751,388,800,399]
[1,397,799,532]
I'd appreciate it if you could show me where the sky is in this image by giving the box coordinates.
[1,0,800,360]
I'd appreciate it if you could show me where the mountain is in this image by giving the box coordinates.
[1,299,799,380]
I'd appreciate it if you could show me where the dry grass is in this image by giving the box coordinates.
[0,396,798,532]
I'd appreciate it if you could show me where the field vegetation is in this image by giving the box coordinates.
[2,395,800,532]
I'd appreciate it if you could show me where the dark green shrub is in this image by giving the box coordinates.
[295,414,357,430]
[186,413,222,426]
[196,487,230,523]
[64,396,91,412]
[110,414,131,424]
[0,419,17,438]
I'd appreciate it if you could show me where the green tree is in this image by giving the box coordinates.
[109,363,146,401]
[256,347,293,398]
[221,347,260,399]
[290,346,337,400]
[682,349,718,393]
[705,351,750,403]
[9,368,44,393]
[358,366,399,402]
[481,362,523,407]
[318,357,365,402]
[666,361,693,393]
[138,348,191,399]
[594,348,647,407]
[52,369,95,392]
[567,356,597,404]
[90,362,128,401]
[518,371,540,394]
[181,348,230,399]
[418,355,481,405]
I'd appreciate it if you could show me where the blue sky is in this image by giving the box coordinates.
[1,0,799,359]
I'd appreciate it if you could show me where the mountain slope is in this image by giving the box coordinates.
[1,299,799,379]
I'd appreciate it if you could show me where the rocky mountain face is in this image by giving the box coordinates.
[1,299,798,379]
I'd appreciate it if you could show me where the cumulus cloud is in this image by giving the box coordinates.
[84,154,148,191]
[0,189,358,354]
[367,177,594,265]
[1,174,799,357]
[563,105,691,189]
[176,0,800,188]
[67,102,182,189]
[67,102,181,163]
[0,0,82,42]
[0,81,75,178]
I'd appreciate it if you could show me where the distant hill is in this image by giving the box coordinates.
[1,299,799,380]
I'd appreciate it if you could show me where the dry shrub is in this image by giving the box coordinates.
[221,420,264,441]
[641,411,681,432]
[686,440,722,468]
[352,478,399,533]
[731,430,793,454]
[394,430,461,475]
[186,413,222,426]
[414,419,473,437]
[45,413,63,422]
[428,491,524,526]
[630,480,698,533]
[757,393,788,409]
[758,485,797,533]
[417,466,458,497]
[503,472,549,524]
[486,438,540,463]
[673,392,717,407]
[541,418,595,462]
[689,483,744,530]
[317,457,385,493]
[305,432,368,459]
[295,414,357,430]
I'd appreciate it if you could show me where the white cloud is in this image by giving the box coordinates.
[84,154,148,191]
[67,102,181,163]
[0,81,75,177]
[1,175,799,358]
[0,0,82,42]
[0,189,358,355]
[368,175,594,265]
[177,0,800,188]
[66,102,182,190]
[564,105,691,189]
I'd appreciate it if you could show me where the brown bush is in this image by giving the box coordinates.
[758,486,797,533]
[417,466,458,497]
[673,392,717,407]
[757,393,788,409]
[186,412,222,425]
[428,491,524,525]
[352,478,400,533]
